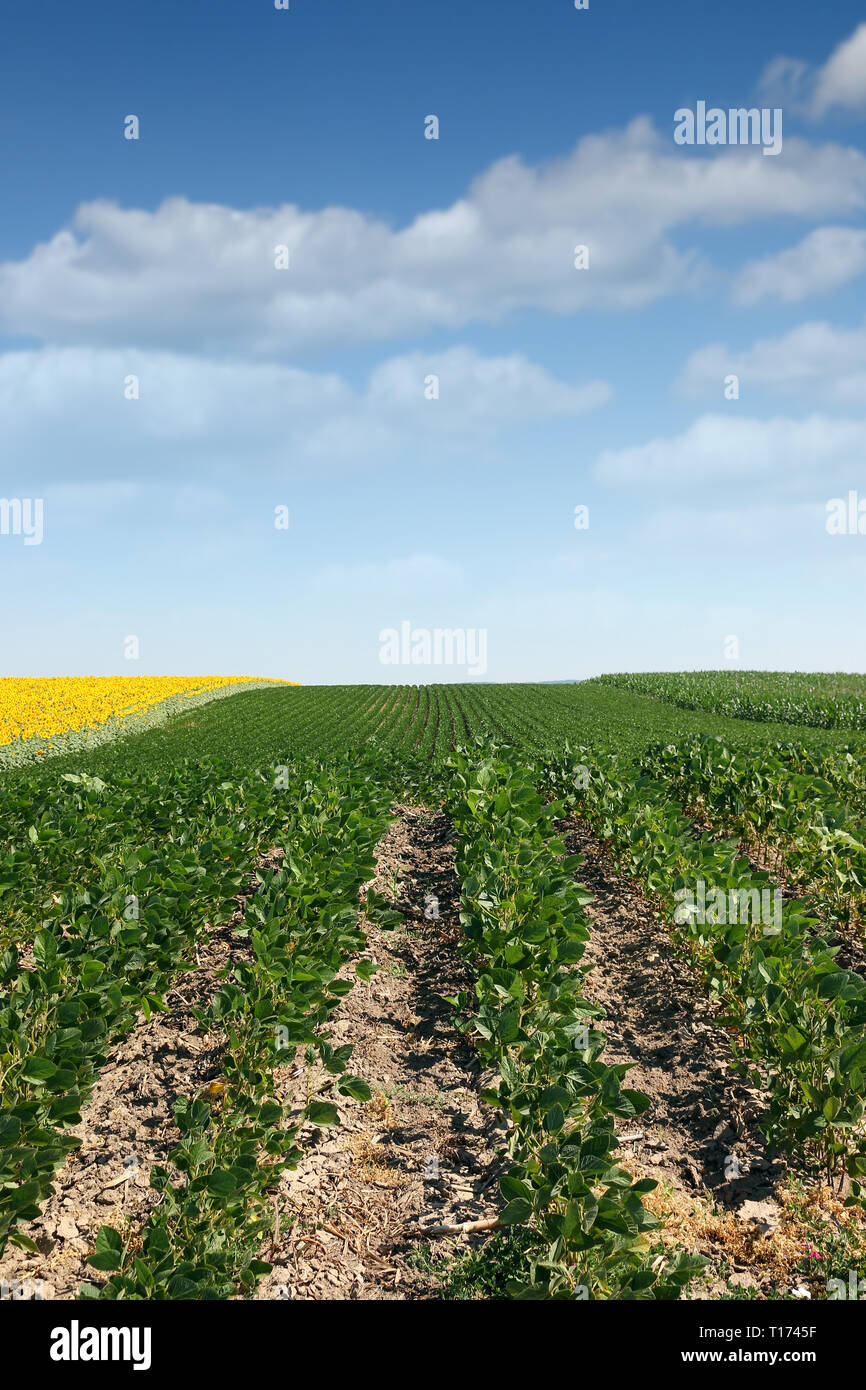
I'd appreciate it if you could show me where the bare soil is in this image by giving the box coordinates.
[566,818,787,1206]
[256,806,504,1301]
[565,817,866,1297]
[0,854,279,1300]
[6,804,861,1304]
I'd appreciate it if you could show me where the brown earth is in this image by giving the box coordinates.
[566,818,788,1207]
[566,816,866,1298]
[255,806,504,1301]
[5,803,861,1304]
[0,853,280,1300]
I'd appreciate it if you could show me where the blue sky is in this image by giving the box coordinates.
[1,0,865,681]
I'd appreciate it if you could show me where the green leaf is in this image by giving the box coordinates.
[32,930,58,967]
[499,1175,532,1204]
[88,1226,123,1271]
[338,1077,371,1102]
[543,1103,565,1134]
[499,1197,532,1225]
[22,1056,57,1084]
[206,1170,237,1196]
[307,1101,340,1127]
[0,1115,22,1146]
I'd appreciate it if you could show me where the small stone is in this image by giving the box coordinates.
[738,1199,779,1230]
[56,1215,79,1240]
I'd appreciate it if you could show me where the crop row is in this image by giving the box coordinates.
[29,680,864,787]
[640,737,866,930]
[0,677,292,768]
[544,747,866,1191]
[443,747,702,1298]
[83,762,395,1299]
[0,747,393,1274]
[597,671,866,733]
[0,765,284,1257]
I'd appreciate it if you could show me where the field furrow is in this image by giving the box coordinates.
[2,672,865,1304]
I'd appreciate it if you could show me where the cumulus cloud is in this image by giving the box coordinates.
[759,23,866,117]
[732,226,866,304]
[812,23,866,115]
[366,346,612,420]
[0,344,609,481]
[2,121,865,353]
[677,320,866,404]
[593,413,866,492]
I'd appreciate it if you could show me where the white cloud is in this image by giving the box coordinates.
[0,344,608,481]
[593,413,866,492]
[366,346,612,420]
[678,320,866,404]
[759,23,866,117]
[2,122,865,352]
[812,23,866,116]
[733,226,866,304]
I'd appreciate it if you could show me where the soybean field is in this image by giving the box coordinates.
[1,674,865,1303]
